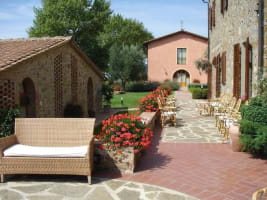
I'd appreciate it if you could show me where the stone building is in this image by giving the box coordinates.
[0,36,103,117]
[208,0,267,99]
[145,30,208,87]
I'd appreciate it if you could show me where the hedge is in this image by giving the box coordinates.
[188,83,208,89]
[190,88,208,99]
[127,81,180,92]
[239,94,267,157]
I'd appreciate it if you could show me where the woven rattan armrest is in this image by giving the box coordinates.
[0,135,17,158]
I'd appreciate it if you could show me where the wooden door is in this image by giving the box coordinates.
[233,44,241,99]
[176,70,190,87]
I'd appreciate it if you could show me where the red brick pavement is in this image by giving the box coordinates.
[94,91,267,200]
[95,125,267,200]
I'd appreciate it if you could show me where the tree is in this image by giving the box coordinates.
[100,14,153,50]
[109,44,146,91]
[28,0,112,71]
[195,49,209,72]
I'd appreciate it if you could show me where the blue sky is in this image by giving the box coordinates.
[0,0,208,39]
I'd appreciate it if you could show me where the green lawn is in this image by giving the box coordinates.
[111,92,149,109]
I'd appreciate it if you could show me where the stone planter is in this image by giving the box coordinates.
[229,123,243,152]
[94,142,140,174]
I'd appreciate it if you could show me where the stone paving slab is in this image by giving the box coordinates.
[0,175,199,200]
[162,95,223,143]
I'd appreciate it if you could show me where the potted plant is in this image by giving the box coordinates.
[102,81,114,113]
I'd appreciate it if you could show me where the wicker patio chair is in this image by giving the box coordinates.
[253,187,267,200]
[0,118,95,184]
[157,98,177,127]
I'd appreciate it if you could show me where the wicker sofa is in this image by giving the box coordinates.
[0,118,95,184]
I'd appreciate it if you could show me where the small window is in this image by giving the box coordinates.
[177,48,187,64]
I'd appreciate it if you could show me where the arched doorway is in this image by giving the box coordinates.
[87,78,94,113]
[173,70,190,87]
[22,78,36,117]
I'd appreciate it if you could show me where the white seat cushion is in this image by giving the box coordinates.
[3,144,88,158]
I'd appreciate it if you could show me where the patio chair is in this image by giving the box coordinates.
[252,187,267,200]
[157,98,177,127]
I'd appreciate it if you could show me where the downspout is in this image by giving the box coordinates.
[202,0,210,98]
[258,0,264,80]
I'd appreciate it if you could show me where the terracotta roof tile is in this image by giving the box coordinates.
[0,36,72,71]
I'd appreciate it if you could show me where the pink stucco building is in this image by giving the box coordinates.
[145,30,208,87]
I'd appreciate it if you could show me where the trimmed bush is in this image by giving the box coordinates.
[239,94,267,157]
[188,83,208,89]
[0,108,19,138]
[190,88,208,99]
[163,81,180,91]
[241,105,267,125]
[64,104,84,118]
[127,81,160,92]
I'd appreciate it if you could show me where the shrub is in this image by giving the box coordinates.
[191,88,208,99]
[159,85,173,95]
[239,94,267,157]
[113,84,121,92]
[241,95,267,125]
[240,125,267,156]
[102,81,114,105]
[239,120,262,136]
[64,104,83,118]
[127,81,160,92]
[0,108,19,138]
[163,81,180,91]
[188,83,208,89]
[95,113,153,154]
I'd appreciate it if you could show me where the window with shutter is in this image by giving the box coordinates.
[224,0,228,11]
[222,52,226,85]
[209,7,212,30]
[245,38,252,100]
[221,0,224,14]
[233,44,241,99]
[216,54,221,97]
[212,1,216,27]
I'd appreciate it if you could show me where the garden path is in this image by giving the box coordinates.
[162,91,223,143]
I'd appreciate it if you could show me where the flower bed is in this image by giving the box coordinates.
[94,112,156,174]
[138,85,170,113]
[94,85,171,174]
[96,113,153,154]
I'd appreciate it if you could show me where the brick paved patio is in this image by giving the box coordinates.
[98,90,267,200]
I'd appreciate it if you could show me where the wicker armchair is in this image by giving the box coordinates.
[253,187,267,200]
[0,118,95,184]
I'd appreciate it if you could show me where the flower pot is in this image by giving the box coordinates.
[229,123,243,152]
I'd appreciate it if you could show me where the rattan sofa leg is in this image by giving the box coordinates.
[87,176,91,185]
[0,174,4,183]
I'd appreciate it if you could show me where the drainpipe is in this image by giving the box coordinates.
[202,0,210,98]
[258,0,264,79]
[202,0,210,61]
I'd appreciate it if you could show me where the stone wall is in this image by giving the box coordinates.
[0,43,103,117]
[209,0,259,97]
